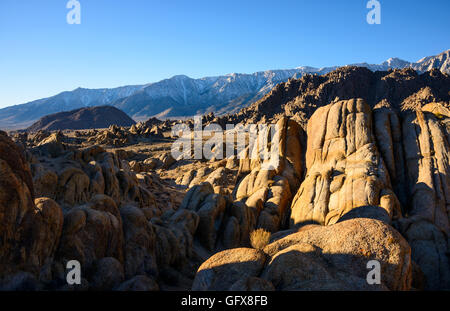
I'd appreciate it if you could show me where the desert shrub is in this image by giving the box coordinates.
[250,228,271,250]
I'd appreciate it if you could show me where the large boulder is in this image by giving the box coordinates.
[290,99,400,227]
[180,183,227,251]
[56,167,90,206]
[152,209,200,269]
[192,248,267,291]
[22,198,64,275]
[263,218,412,290]
[56,195,124,275]
[234,117,304,232]
[91,257,125,291]
[193,218,412,291]
[120,205,158,279]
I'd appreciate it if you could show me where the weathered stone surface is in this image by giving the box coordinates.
[56,195,124,273]
[192,248,267,291]
[373,104,409,209]
[193,218,412,291]
[23,198,64,274]
[188,167,211,188]
[371,102,450,290]
[120,205,158,279]
[227,201,255,247]
[29,143,156,211]
[181,183,227,251]
[91,257,125,291]
[234,117,303,232]
[152,209,199,269]
[398,109,450,290]
[221,216,240,249]
[402,220,449,290]
[56,167,90,206]
[34,132,68,158]
[0,132,64,279]
[159,152,176,169]
[205,167,228,189]
[290,99,400,227]
[115,275,159,291]
[263,218,412,290]
[0,132,35,250]
[32,166,58,199]
[337,205,391,224]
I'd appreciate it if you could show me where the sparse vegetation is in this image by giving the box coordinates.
[250,228,271,250]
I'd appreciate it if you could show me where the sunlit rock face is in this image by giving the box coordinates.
[289,99,400,227]
[371,102,450,290]
[397,108,450,290]
[234,117,305,233]
[192,218,413,291]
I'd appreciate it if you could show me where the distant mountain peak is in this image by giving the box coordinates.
[417,49,449,63]
[381,57,410,68]
[170,74,190,80]
[1,49,449,130]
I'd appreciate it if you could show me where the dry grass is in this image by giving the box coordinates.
[250,228,271,250]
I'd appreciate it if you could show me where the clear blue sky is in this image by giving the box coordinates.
[0,0,449,108]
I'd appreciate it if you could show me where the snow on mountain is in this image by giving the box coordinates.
[1,49,449,129]
[412,50,450,73]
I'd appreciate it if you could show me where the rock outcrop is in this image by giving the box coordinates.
[368,101,450,290]
[234,117,304,233]
[0,131,202,290]
[55,195,125,275]
[390,107,449,290]
[193,218,413,291]
[290,99,400,227]
[0,131,64,282]
[192,248,267,291]
[180,183,229,251]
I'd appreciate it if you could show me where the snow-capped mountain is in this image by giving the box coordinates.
[0,85,144,130]
[112,69,304,121]
[413,50,450,73]
[1,49,448,130]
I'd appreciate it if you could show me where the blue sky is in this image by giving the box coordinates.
[0,0,449,109]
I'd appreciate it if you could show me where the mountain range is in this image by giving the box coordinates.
[1,49,448,130]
